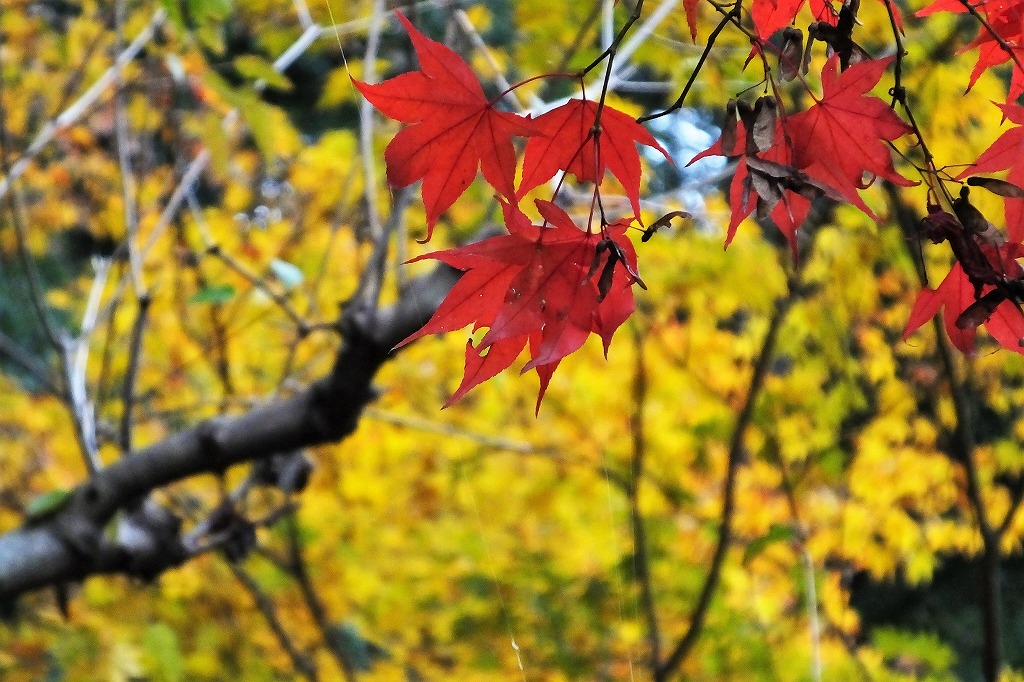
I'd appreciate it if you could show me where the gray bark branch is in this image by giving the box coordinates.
[0,264,460,601]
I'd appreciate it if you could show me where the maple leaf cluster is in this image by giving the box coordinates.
[903,120,1024,356]
[917,0,1024,102]
[354,0,1024,404]
[356,13,664,407]
[692,55,915,255]
[399,199,639,411]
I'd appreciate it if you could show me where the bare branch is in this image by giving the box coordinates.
[359,0,385,242]
[230,561,319,681]
[0,263,460,601]
[656,281,797,681]
[0,9,167,204]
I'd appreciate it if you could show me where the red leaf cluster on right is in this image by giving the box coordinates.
[692,56,914,254]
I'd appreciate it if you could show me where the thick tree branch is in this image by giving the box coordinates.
[0,264,460,601]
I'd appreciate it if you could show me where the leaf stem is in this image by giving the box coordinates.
[638,7,739,123]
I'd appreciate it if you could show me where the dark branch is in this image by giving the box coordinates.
[0,264,460,601]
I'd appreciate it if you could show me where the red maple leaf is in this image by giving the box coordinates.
[903,263,980,353]
[683,0,702,40]
[691,58,910,252]
[517,99,670,220]
[353,12,537,239]
[956,102,1024,242]
[399,199,640,408]
[917,0,1024,102]
[903,262,1024,355]
[786,56,915,217]
[751,0,836,38]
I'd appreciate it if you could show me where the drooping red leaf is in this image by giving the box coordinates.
[444,335,529,407]
[786,56,916,218]
[903,263,978,354]
[683,0,702,40]
[917,0,1024,102]
[904,256,1024,356]
[518,99,670,220]
[956,103,1024,242]
[751,0,836,38]
[592,219,640,354]
[402,199,640,406]
[983,298,1024,352]
[354,12,537,239]
[528,333,560,414]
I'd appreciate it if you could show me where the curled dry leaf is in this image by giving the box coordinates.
[780,28,804,81]
[721,99,739,155]
[750,97,778,153]
[966,176,1024,198]
[641,210,691,242]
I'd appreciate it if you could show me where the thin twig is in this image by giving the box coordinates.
[67,258,113,474]
[638,7,738,123]
[113,0,145,297]
[113,0,149,456]
[998,483,1024,536]
[0,8,167,203]
[214,249,309,333]
[0,331,61,394]
[98,150,211,328]
[118,294,150,453]
[768,440,822,682]
[453,9,531,110]
[364,407,555,455]
[285,514,358,681]
[351,185,415,318]
[627,328,661,671]
[316,0,455,40]
[292,0,315,30]
[656,283,798,681]
[956,0,1024,81]
[888,185,1002,682]
[0,65,67,354]
[359,0,385,242]
[229,561,319,681]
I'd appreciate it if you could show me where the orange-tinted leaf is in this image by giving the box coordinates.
[684,0,702,40]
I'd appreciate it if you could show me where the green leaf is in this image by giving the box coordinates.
[270,259,304,288]
[143,623,183,681]
[234,55,291,91]
[742,524,797,565]
[159,0,186,30]
[189,284,235,305]
[187,0,232,23]
[326,622,389,672]
[871,627,956,673]
[25,489,72,520]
